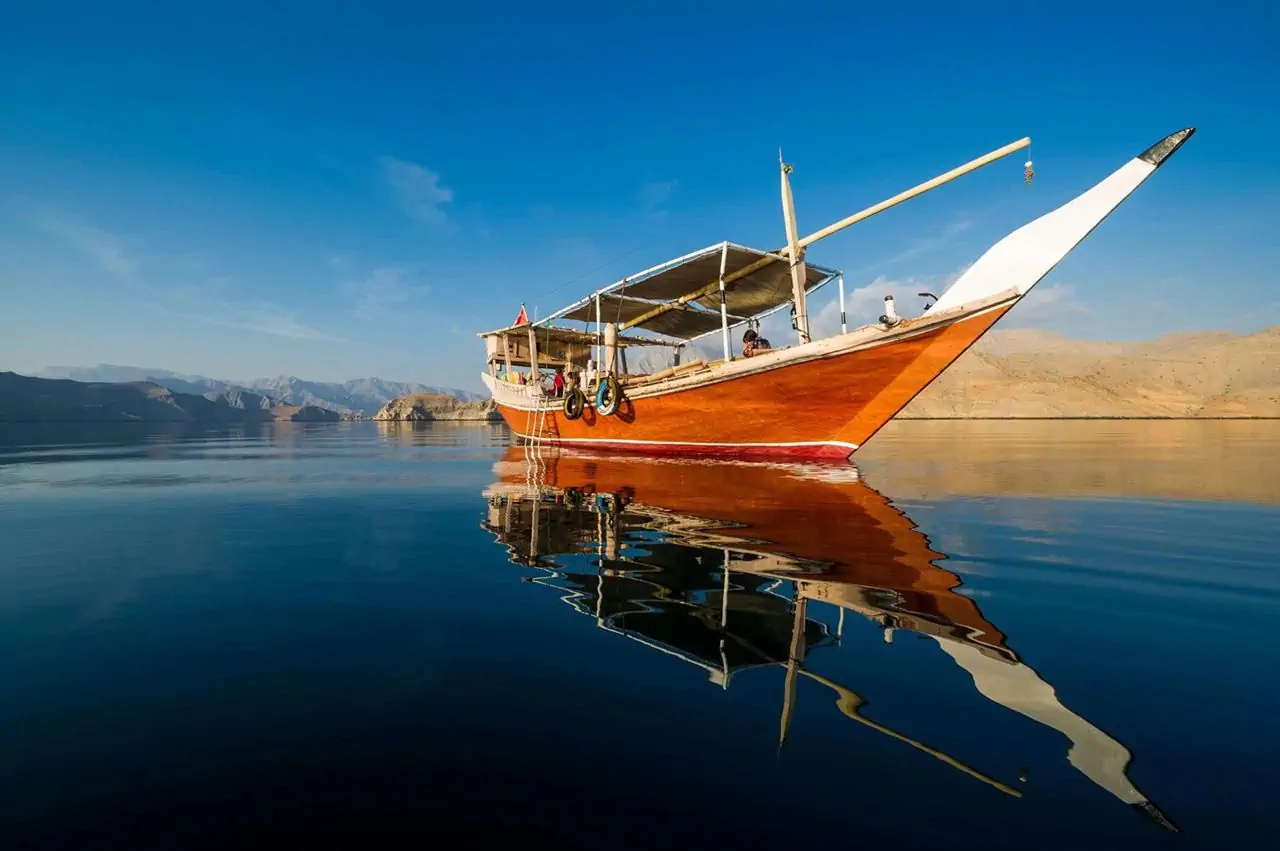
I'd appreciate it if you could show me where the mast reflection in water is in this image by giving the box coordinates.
[482,446,1177,833]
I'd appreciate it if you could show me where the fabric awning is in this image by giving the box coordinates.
[539,242,838,342]
[556,293,747,339]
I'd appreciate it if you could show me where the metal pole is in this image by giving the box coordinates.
[838,274,847,334]
[527,325,540,382]
[719,550,731,689]
[717,242,731,361]
[594,293,602,385]
[721,550,731,628]
[530,493,540,561]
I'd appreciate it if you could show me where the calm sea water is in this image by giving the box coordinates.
[1,420,1276,849]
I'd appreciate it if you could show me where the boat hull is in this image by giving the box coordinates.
[494,303,1011,459]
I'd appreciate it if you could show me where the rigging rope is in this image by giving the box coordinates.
[533,239,657,305]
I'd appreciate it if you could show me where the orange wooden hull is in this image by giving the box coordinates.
[496,305,1010,460]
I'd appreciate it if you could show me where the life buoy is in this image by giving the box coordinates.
[562,387,586,420]
[595,374,622,416]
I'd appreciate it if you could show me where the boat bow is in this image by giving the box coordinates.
[930,128,1196,314]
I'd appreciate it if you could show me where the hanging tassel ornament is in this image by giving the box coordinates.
[1024,158,1035,185]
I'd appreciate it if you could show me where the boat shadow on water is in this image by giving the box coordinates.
[481,445,1180,834]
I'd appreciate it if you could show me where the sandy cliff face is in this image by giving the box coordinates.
[372,393,499,421]
[903,326,1280,418]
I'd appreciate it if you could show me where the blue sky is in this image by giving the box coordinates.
[2,1,1277,390]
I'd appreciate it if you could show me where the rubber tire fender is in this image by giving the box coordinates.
[595,375,622,416]
[562,387,586,420]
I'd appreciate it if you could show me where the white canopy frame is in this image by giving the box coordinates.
[535,240,840,348]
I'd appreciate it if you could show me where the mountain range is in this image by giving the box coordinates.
[0,371,340,424]
[30,365,482,417]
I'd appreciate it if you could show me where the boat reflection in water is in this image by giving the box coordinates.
[482,446,1177,832]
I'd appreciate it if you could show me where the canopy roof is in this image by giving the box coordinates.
[477,323,666,369]
[539,242,840,343]
[476,325,666,347]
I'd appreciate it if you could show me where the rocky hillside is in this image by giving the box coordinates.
[902,326,1280,418]
[0,372,338,423]
[33,365,480,416]
[247,375,483,415]
[373,393,499,421]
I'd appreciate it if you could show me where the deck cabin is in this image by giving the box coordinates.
[478,241,842,402]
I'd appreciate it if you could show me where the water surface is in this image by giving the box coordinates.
[1,420,1276,849]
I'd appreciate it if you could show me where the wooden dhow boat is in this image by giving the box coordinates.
[480,128,1195,460]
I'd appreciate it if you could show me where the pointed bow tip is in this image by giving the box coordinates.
[1138,127,1196,167]
[1131,800,1181,833]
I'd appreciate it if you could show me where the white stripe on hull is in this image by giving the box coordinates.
[511,434,858,450]
[509,432,858,459]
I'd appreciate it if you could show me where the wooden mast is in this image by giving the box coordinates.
[620,137,1031,333]
[527,324,540,380]
[717,242,731,361]
[603,322,619,375]
[780,155,809,345]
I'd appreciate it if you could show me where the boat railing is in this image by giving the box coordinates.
[485,373,562,409]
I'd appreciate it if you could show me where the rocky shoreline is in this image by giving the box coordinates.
[372,393,500,422]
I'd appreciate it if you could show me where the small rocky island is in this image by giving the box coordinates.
[373,393,499,422]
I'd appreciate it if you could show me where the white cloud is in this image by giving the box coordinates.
[40,211,343,344]
[380,156,454,226]
[808,274,938,338]
[37,215,140,281]
[639,179,678,217]
[844,215,973,278]
[1004,283,1089,327]
[343,266,431,321]
[152,302,345,342]
[222,309,344,341]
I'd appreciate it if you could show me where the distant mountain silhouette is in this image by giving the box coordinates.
[0,372,338,423]
[245,375,483,415]
[32,364,481,416]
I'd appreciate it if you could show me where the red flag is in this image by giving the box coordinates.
[513,304,528,326]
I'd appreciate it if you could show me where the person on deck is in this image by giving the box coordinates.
[742,329,772,358]
[553,367,565,397]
